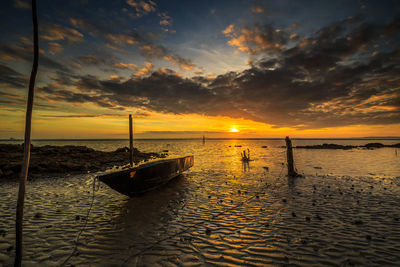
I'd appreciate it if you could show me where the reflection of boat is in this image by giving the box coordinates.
[98,156,194,196]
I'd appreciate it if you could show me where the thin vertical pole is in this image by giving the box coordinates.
[15,0,39,266]
[285,136,298,177]
[129,114,133,167]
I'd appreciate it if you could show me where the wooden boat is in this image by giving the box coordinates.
[98,155,194,196]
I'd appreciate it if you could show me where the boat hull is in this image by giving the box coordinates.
[98,156,194,196]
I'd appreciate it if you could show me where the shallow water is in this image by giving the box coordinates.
[0,139,400,266]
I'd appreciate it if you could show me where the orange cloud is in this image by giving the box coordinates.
[106,33,138,46]
[290,33,300,40]
[222,24,235,35]
[126,0,156,17]
[134,62,153,76]
[250,5,264,14]
[109,75,120,80]
[113,62,138,70]
[42,23,84,42]
[194,70,203,75]
[223,24,286,55]
[163,56,195,70]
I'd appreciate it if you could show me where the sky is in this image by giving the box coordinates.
[0,0,399,139]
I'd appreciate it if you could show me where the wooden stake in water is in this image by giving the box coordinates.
[285,136,299,177]
[15,0,39,265]
[129,114,133,167]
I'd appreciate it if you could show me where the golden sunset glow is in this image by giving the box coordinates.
[0,0,399,139]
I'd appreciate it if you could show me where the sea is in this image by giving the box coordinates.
[0,138,399,266]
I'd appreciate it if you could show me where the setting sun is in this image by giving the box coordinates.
[229,128,239,133]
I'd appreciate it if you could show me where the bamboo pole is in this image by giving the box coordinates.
[15,0,39,265]
[129,114,133,167]
[285,136,298,177]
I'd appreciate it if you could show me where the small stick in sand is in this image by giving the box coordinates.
[15,0,39,265]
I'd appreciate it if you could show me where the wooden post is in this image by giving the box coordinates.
[15,0,39,265]
[129,114,133,167]
[285,136,298,177]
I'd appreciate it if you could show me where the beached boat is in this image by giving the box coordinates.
[98,155,194,196]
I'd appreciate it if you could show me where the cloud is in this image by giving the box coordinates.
[0,63,26,88]
[126,0,156,17]
[139,44,196,70]
[106,31,142,47]
[32,17,400,129]
[250,5,264,14]
[0,43,70,72]
[48,42,63,54]
[68,17,191,71]
[40,113,126,118]
[164,56,195,70]
[222,24,234,35]
[13,0,30,9]
[134,62,153,76]
[78,55,107,65]
[41,22,84,42]
[158,12,174,32]
[223,24,288,55]
[158,12,172,26]
[113,62,138,70]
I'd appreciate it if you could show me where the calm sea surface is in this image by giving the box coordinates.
[0,139,399,266]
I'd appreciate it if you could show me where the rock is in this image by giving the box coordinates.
[295,143,357,150]
[364,143,384,149]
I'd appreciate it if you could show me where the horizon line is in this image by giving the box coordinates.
[1,137,400,141]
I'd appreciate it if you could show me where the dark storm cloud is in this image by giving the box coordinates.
[38,17,400,129]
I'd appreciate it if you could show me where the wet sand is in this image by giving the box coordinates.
[0,169,399,266]
[0,139,399,266]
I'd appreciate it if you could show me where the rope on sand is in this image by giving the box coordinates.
[60,176,99,266]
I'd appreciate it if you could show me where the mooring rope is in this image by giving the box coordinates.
[122,163,286,265]
[61,176,99,266]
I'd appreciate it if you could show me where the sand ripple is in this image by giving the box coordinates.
[0,141,400,266]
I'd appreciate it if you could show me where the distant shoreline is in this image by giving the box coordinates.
[1,137,400,141]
